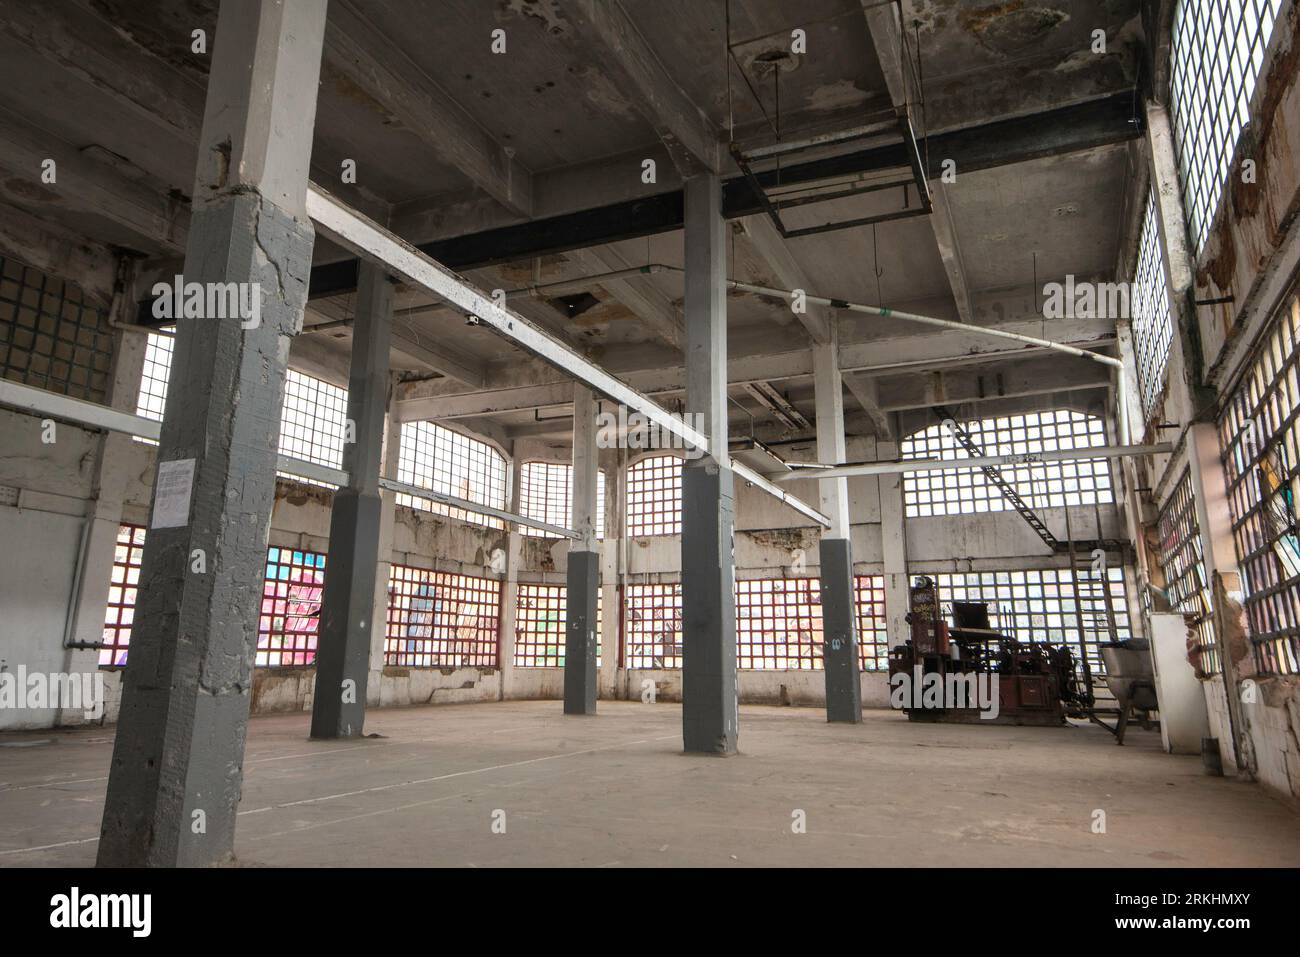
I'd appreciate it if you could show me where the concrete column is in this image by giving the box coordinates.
[681,173,738,754]
[599,448,622,699]
[564,385,599,714]
[366,392,402,703]
[311,263,392,738]
[814,335,861,721]
[878,440,910,650]
[498,454,523,699]
[97,0,327,868]
[1186,423,1254,775]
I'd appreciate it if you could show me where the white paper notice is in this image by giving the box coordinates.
[151,458,196,529]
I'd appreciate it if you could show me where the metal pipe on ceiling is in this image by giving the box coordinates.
[773,442,1172,481]
[502,263,1133,442]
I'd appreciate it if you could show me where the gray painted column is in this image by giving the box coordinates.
[97,0,327,868]
[311,262,392,738]
[814,334,861,722]
[681,173,738,754]
[598,448,622,699]
[564,385,599,714]
[498,454,523,699]
[878,439,910,652]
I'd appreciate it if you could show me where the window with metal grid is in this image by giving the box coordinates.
[100,523,147,668]
[854,575,891,671]
[1170,0,1284,253]
[396,420,509,528]
[934,568,1133,674]
[626,454,682,537]
[1155,470,1220,674]
[277,369,349,485]
[735,577,823,670]
[385,563,501,668]
[100,532,328,669]
[1132,190,1175,419]
[135,342,347,480]
[258,546,327,667]
[624,582,683,669]
[0,256,113,402]
[512,583,602,668]
[136,330,174,429]
[518,461,606,539]
[1219,292,1300,675]
[624,577,888,671]
[902,409,1113,518]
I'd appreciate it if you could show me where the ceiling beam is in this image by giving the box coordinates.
[322,1,533,217]
[566,0,719,175]
[842,372,894,439]
[562,246,683,350]
[738,215,831,344]
[388,324,488,388]
[874,358,1112,412]
[398,315,1118,420]
[0,106,188,255]
[0,0,205,144]
[306,93,1143,300]
[861,1,976,324]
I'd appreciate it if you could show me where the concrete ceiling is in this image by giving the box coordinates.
[0,0,1146,446]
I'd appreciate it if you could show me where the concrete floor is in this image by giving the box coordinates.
[1,700,1297,867]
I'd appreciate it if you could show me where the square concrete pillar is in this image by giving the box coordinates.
[564,386,600,713]
[312,262,392,738]
[681,173,738,754]
[97,0,328,868]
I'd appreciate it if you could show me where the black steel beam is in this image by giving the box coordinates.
[137,91,1142,321]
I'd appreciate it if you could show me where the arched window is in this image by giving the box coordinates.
[518,461,606,539]
[626,454,682,537]
[902,408,1113,518]
[397,421,509,528]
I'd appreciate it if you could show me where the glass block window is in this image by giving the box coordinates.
[0,256,113,402]
[1156,470,1219,674]
[277,369,349,484]
[624,582,683,668]
[100,534,329,669]
[736,578,823,670]
[518,461,606,539]
[626,454,682,537]
[385,564,501,668]
[1170,0,1284,252]
[397,421,509,528]
[99,523,146,667]
[902,409,1113,518]
[624,577,889,671]
[512,583,602,668]
[136,330,174,427]
[1219,292,1300,675]
[934,568,1134,675]
[854,575,890,671]
[1131,191,1175,419]
[257,547,327,667]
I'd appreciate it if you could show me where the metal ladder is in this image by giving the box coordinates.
[932,405,1060,552]
[1065,506,1121,712]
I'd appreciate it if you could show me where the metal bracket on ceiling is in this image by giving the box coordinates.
[728,110,933,240]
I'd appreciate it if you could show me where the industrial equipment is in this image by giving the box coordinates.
[888,576,1090,726]
[1098,638,1159,745]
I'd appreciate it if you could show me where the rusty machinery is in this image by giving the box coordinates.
[888,576,1091,726]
